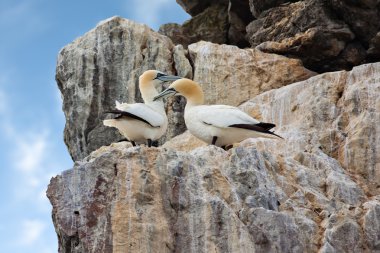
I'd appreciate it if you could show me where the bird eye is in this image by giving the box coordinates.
[155,73,165,79]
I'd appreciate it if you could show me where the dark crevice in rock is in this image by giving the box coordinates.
[84,54,100,146]
[62,232,80,253]
[186,50,195,80]
[170,46,178,76]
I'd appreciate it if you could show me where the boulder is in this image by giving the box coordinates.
[247,0,380,72]
[46,142,367,253]
[328,0,380,44]
[172,0,380,71]
[56,17,193,161]
[249,0,293,18]
[189,41,315,106]
[175,0,228,16]
[161,0,254,48]
[247,0,357,72]
[159,4,229,48]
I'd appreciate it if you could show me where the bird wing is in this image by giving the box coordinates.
[198,105,260,127]
[197,105,282,138]
[108,102,165,127]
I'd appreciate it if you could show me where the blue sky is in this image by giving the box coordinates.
[0,1,189,252]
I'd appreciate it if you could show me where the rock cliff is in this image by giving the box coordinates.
[57,17,313,161]
[48,60,380,252]
[160,0,380,72]
[50,3,380,252]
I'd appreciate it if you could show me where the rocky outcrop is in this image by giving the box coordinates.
[248,0,293,18]
[247,0,356,71]
[56,17,188,161]
[168,0,380,72]
[57,17,314,161]
[247,0,380,72]
[189,41,315,106]
[160,0,254,48]
[48,62,380,252]
[243,62,380,197]
[158,4,229,48]
[176,0,227,16]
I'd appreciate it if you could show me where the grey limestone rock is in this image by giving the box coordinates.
[49,62,380,252]
[57,17,192,161]
[58,17,313,161]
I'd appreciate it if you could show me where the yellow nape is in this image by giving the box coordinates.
[170,78,204,106]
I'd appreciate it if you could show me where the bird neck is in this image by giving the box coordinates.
[139,80,159,103]
[185,88,204,107]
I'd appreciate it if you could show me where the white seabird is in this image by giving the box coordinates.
[153,78,282,149]
[103,70,181,147]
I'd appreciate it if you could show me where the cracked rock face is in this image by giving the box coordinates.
[161,0,254,48]
[48,62,380,252]
[57,17,313,161]
[189,41,315,106]
[159,4,229,48]
[247,0,380,72]
[176,0,228,16]
[56,17,191,161]
[247,0,356,72]
[169,0,380,71]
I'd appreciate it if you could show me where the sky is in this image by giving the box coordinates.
[0,1,189,252]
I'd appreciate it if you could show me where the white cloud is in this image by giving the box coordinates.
[13,131,48,173]
[130,0,173,29]
[0,87,50,175]
[7,129,57,209]
[19,219,46,246]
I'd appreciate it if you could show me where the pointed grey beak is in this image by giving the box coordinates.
[155,75,182,82]
[153,88,177,101]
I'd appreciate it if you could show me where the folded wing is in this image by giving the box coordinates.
[200,105,260,127]
[106,102,164,127]
[199,105,282,138]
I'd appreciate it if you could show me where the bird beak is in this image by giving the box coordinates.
[156,74,182,82]
[153,88,177,101]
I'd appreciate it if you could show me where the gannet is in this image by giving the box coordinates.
[153,78,282,149]
[103,70,181,147]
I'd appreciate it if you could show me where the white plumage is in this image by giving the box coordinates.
[114,101,165,127]
[103,70,181,146]
[153,78,282,149]
[196,105,260,127]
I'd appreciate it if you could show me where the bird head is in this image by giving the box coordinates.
[139,70,181,103]
[153,78,204,105]
[139,70,181,87]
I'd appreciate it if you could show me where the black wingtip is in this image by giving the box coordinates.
[255,122,276,130]
[229,123,284,139]
[104,109,155,127]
